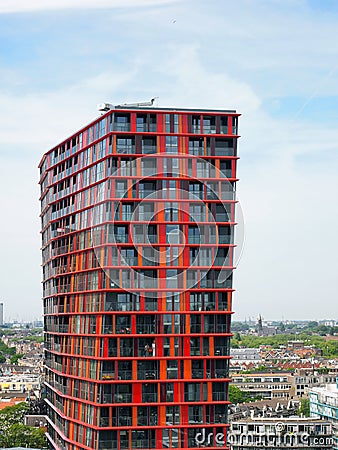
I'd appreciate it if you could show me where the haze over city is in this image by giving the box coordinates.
[0,0,338,321]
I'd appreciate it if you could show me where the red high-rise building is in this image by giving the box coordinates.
[39,104,240,450]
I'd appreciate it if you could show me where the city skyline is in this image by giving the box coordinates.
[0,0,338,321]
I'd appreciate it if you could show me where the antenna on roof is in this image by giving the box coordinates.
[97,97,158,113]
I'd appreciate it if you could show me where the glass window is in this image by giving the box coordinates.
[166,136,178,153]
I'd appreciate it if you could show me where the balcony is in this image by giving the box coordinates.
[214,257,230,266]
[137,279,157,289]
[220,169,233,178]
[192,369,204,379]
[114,393,132,403]
[120,347,133,357]
[138,415,158,426]
[190,346,200,356]
[215,147,234,156]
[145,300,158,311]
[137,324,156,334]
[118,370,133,380]
[219,235,232,244]
[212,392,226,401]
[142,393,158,403]
[101,372,117,380]
[98,441,118,450]
[121,257,137,266]
[114,416,132,427]
[142,145,157,154]
[132,439,156,449]
[138,370,158,380]
[116,145,135,154]
[215,347,229,356]
[190,325,202,334]
[139,190,155,199]
[114,124,130,132]
[215,371,228,379]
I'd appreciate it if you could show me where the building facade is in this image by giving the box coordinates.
[228,417,333,450]
[294,372,337,398]
[231,373,294,400]
[310,382,338,449]
[39,105,240,449]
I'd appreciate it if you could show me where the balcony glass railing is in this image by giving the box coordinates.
[132,234,157,243]
[142,393,158,403]
[214,257,230,266]
[192,369,204,379]
[203,126,216,134]
[114,124,130,132]
[98,441,118,450]
[145,300,158,311]
[117,416,132,426]
[136,325,156,334]
[219,235,232,244]
[120,348,133,357]
[138,416,158,426]
[190,325,202,333]
[190,346,200,356]
[215,147,234,156]
[121,257,137,266]
[116,146,135,154]
[139,190,155,199]
[138,370,158,380]
[118,370,132,380]
[99,417,110,427]
[215,347,229,356]
[137,279,157,289]
[212,392,226,401]
[132,440,156,449]
[114,393,132,403]
[215,371,228,379]
[142,145,157,154]
[220,169,233,178]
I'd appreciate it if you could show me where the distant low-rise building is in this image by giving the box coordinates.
[230,348,262,367]
[228,417,333,450]
[310,381,338,449]
[0,374,41,394]
[231,373,295,400]
[294,371,337,397]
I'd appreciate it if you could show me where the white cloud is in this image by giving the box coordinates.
[0,70,139,150]
[0,0,177,14]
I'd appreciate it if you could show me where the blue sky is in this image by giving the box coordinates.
[0,0,337,322]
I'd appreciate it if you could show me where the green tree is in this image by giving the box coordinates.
[10,353,24,364]
[228,385,260,404]
[298,398,310,417]
[0,423,46,448]
[0,402,29,426]
[0,403,47,448]
[234,332,241,341]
